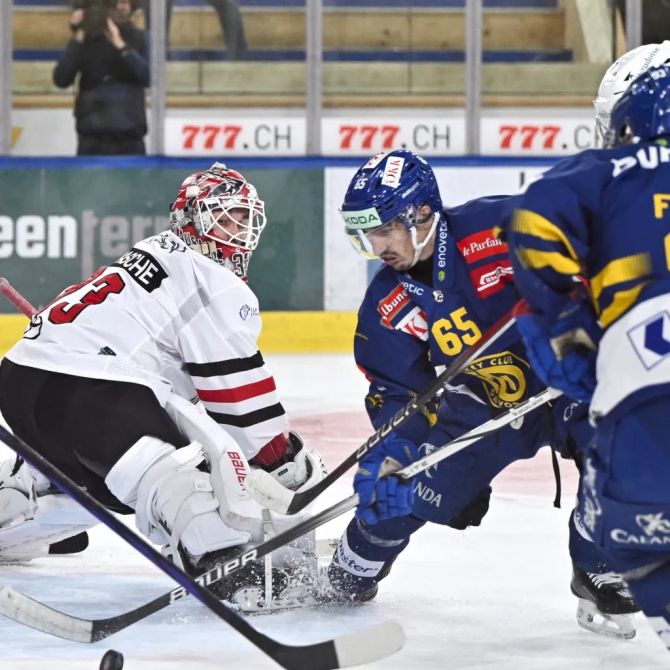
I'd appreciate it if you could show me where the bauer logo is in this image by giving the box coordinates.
[457,229,508,264]
[381,156,405,188]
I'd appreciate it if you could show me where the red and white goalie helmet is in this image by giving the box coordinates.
[170,162,267,279]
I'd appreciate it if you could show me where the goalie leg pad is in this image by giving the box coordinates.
[0,489,95,562]
[201,437,266,543]
[105,436,250,565]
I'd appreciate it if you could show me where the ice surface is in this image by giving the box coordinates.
[0,353,667,669]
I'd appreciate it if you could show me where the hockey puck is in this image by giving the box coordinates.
[99,649,124,670]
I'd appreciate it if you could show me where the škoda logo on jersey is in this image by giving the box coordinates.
[464,351,529,409]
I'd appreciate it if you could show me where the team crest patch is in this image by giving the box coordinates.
[469,259,514,298]
[464,351,529,408]
[457,229,508,264]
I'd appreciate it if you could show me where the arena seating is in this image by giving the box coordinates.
[10,0,609,108]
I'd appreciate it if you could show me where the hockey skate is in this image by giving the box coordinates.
[0,455,93,562]
[180,538,377,615]
[571,564,640,639]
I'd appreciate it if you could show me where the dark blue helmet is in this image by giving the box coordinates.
[340,150,443,257]
[607,64,670,148]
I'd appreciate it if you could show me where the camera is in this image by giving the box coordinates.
[71,0,116,38]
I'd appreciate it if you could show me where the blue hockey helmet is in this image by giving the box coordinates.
[339,150,443,259]
[606,64,670,148]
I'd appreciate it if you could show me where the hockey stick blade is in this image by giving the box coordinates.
[0,386,558,648]
[0,426,404,670]
[0,586,405,668]
[248,304,520,515]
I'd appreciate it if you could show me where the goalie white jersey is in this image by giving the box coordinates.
[5,231,287,460]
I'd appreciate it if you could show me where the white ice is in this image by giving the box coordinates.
[0,353,668,670]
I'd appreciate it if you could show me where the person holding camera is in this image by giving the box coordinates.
[53,0,150,155]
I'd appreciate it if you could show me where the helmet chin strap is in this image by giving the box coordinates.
[408,212,440,268]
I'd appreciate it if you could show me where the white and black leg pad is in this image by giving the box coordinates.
[0,489,95,562]
[105,436,251,564]
[164,393,266,543]
[201,437,265,544]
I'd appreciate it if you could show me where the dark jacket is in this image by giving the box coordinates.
[53,22,149,139]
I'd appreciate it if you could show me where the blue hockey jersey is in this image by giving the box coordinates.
[355,195,548,444]
[509,140,670,421]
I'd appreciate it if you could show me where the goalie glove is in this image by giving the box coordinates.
[251,431,327,493]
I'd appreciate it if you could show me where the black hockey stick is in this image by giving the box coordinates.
[0,426,404,670]
[0,386,560,645]
[249,303,520,515]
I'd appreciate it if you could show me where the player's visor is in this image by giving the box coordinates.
[340,206,386,259]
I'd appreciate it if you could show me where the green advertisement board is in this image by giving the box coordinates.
[0,164,324,313]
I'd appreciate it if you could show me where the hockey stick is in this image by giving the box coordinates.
[0,386,561,645]
[0,277,36,318]
[256,303,520,516]
[0,426,405,670]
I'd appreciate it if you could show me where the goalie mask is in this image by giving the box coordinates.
[340,149,443,269]
[170,163,267,280]
[594,41,670,145]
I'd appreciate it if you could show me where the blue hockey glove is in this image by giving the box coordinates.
[354,434,419,526]
[515,297,599,403]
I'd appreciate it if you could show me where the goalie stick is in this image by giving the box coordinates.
[0,426,405,670]
[260,303,520,516]
[0,277,519,516]
[0,386,561,645]
[0,277,36,318]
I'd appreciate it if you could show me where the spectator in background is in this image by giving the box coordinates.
[54,0,150,156]
[142,0,248,61]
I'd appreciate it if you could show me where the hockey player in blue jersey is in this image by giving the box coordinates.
[509,63,670,650]
[325,149,639,638]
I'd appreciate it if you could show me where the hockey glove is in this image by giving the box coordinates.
[354,433,419,526]
[252,431,327,493]
[514,297,599,403]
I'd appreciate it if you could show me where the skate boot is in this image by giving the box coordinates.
[322,560,379,604]
[0,455,92,561]
[180,544,289,611]
[570,564,640,639]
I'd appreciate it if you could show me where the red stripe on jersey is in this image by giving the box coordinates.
[197,377,277,403]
